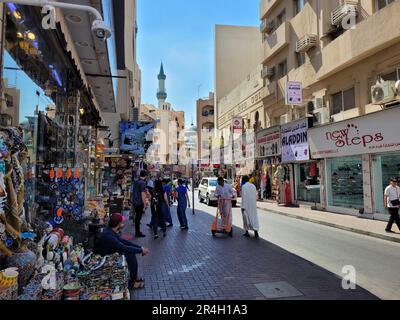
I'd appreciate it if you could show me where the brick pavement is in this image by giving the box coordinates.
[127,206,378,300]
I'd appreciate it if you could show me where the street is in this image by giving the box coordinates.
[128,191,389,300]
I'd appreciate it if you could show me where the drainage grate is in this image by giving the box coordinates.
[255,281,304,299]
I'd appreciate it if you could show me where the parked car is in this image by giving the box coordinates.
[198,177,237,207]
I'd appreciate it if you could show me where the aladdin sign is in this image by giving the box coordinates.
[309,108,400,159]
[281,118,311,162]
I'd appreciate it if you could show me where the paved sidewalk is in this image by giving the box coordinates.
[128,206,377,300]
[239,199,400,244]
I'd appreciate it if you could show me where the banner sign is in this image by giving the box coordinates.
[309,107,400,159]
[281,118,310,162]
[232,118,243,134]
[256,127,281,158]
[286,81,303,106]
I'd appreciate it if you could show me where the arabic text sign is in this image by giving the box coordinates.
[281,118,310,162]
[286,81,303,106]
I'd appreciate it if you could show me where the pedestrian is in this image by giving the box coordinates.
[132,170,149,238]
[175,179,191,230]
[95,213,150,290]
[384,177,400,233]
[150,180,169,239]
[163,179,173,227]
[214,177,233,230]
[241,175,260,239]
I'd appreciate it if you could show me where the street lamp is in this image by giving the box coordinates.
[0,0,112,40]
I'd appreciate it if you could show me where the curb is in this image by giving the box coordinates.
[238,201,400,244]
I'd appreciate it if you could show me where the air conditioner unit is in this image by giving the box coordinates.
[296,34,318,53]
[371,80,399,105]
[280,114,289,125]
[313,107,330,125]
[262,66,275,79]
[331,1,358,26]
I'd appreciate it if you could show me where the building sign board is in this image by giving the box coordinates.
[309,108,400,159]
[256,127,281,158]
[285,81,303,106]
[281,118,310,162]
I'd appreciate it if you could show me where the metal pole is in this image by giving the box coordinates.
[192,161,195,215]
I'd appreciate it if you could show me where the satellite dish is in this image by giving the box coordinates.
[372,86,384,102]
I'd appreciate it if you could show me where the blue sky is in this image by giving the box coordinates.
[137,0,260,126]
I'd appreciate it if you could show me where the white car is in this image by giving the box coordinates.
[198,177,237,207]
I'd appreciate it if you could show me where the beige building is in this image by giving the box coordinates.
[214,25,263,130]
[102,0,141,146]
[259,0,400,125]
[196,92,214,163]
[141,102,185,165]
[258,0,400,219]
[0,79,20,126]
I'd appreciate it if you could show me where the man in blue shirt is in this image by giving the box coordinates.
[132,170,149,238]
[175,179,191,230]
[95,213,150,289]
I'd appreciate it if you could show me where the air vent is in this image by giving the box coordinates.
[296,34,318,53]
[262,66,275,79]
[331,1,358,26]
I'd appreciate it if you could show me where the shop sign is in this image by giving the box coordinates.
[309,108,400,159]
[281,118,310,162]
[285,81,303,106]
[232,118,243,134]
[256,127,281,158]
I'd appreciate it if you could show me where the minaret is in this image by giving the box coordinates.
[157,62,167,108]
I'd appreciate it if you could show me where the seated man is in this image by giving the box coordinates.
[95,213,150,289]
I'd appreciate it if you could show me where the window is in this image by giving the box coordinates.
[296,52,306,67]
[277,60,287,78]
[382,69,400,81]
[277,10,286,27]
[331,87,356,115]
[376,0,394,11]
[294,0,305,16]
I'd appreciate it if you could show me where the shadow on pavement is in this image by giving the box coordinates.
[125,205,378,301]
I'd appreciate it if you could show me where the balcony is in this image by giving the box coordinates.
[260,0,280,20]
[317,0,400,80]
[263,21,290,62]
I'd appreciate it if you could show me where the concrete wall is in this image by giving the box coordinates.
[214,25,263,129]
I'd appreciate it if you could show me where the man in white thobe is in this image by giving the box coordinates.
[241,176,260,239]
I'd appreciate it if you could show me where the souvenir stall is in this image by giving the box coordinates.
[0,3,131,300]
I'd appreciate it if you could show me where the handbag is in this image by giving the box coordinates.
[390,187,400,207]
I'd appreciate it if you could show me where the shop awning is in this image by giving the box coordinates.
[59,0,117,114]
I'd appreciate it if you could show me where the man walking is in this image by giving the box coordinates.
[241,176,260,239]
[175,179,191,230]
[384,177,400,233]
[132,170,149,238]
[214,177,233,230]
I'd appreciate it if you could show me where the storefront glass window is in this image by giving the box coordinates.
[372,152,400,215]
[295,162,320,203]
[327,156,364,210]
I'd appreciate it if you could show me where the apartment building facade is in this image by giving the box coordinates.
[258,0,400,220]
[196,92,215,166]
[141,102,185,165]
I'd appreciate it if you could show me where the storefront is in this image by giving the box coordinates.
[309,107,400,220]
[281,117,320,206]
[255,126,281,201]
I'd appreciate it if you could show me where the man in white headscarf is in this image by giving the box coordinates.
[241,175,260,239]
